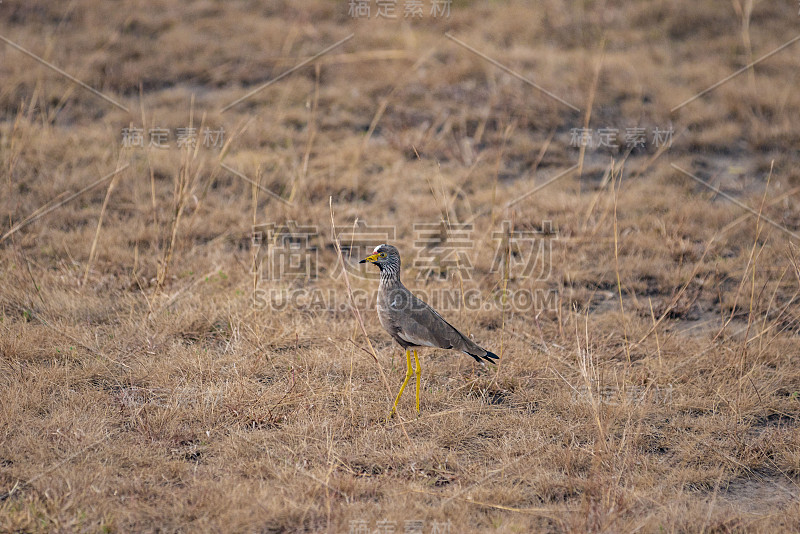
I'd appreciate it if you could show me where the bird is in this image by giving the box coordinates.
[360,244,498,417]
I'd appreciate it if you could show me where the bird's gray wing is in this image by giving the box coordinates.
[382,287,498,363]
[398,295,487,356]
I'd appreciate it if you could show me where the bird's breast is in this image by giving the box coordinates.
[376,285,408,332]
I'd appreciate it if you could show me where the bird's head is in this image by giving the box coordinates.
[359,244,400,270]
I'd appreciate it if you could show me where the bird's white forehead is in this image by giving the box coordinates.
[373,244,387,253]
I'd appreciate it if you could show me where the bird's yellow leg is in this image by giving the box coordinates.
[413,350,421,415]
[389,349,413,418]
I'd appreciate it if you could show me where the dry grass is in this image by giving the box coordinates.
[2,0,800,532]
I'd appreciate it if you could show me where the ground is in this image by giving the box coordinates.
[1,0,800,532]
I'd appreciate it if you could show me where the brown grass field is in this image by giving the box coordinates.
[2,1,800,532]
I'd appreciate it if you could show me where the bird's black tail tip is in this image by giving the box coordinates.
[465,350,499,364]
[483,351,499,363]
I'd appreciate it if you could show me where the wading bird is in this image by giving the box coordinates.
[360,244,498,416]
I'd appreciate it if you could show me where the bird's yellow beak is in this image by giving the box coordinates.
[359,253,380,264]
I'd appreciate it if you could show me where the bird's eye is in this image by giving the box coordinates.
[379,252,386,258]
